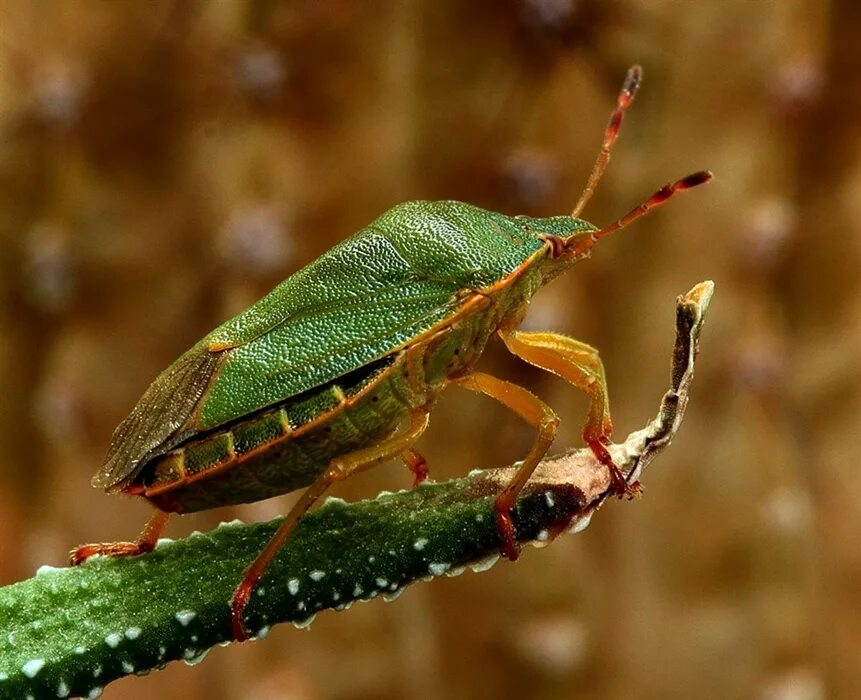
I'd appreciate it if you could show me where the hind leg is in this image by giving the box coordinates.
[401,447,429,487]
[231,408,430,641]
[70,510,170,565]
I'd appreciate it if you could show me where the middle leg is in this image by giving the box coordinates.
[453,371,559,561]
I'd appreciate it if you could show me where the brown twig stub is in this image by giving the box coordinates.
[476,280,714,541]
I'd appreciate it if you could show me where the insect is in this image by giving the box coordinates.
[71,65,711,641]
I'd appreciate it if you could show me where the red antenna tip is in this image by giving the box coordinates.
[587,169,713,243]
[679,170,713,188]
[571,64,645,218]
[619,65,643,108]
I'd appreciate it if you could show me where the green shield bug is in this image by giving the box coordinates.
[71,65,711,641]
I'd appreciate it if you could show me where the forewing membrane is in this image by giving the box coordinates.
[92,345,221,491]
[93,281,461,491]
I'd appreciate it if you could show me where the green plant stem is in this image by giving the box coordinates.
[0,281,713,700]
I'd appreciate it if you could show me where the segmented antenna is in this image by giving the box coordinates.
[571,64,643,219]
[566,171,713,258]
[591,171,713,242]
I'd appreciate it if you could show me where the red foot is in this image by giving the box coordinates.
[493,501,520,561]
[231,583,253,642]
[403,451,429,488]
[69,541,155,566]
[410,458,429,488]
[587,440,639,499]
[626,480,645,499]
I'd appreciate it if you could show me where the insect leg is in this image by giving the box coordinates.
[452,372,559,562]
[69,510,170,565]
[401,447,429,487]
[230,408,431,641]
[498,329,639,498]
[405,343,429,402]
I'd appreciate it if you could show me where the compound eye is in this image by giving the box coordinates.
[538,233,565,259]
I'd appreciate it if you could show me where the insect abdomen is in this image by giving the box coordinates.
[136,353,419,513]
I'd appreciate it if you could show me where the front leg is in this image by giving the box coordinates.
[498,329,639,498]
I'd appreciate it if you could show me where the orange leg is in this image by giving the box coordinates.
[69,510,170,566]
[401,447,429,487]
[499,329,638,498]
[230,408,430,641]
[453,372,559,562]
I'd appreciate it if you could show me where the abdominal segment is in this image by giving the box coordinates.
[134,353,417,513]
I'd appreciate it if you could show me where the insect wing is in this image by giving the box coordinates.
[91,228,462,491]
[198,279,460,429]
[92,345,220,490]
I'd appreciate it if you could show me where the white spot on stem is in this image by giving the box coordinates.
[36,565,62,576]
[469,554,500,573]
[293,614,316,630]
[383,587,405,602]
[568,512,593,534]
[175,610,196,627]
[182,648,209,665]
[22,659,45,678]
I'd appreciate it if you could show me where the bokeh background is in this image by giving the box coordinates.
[1,1,858,699]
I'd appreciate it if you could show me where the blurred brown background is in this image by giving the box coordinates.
[1,1,858,699]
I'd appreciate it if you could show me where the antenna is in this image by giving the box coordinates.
[592,171,713,242]
[571,64,643,219]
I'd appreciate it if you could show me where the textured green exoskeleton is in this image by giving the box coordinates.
[97,204,592,512]
[73,65,711,641]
